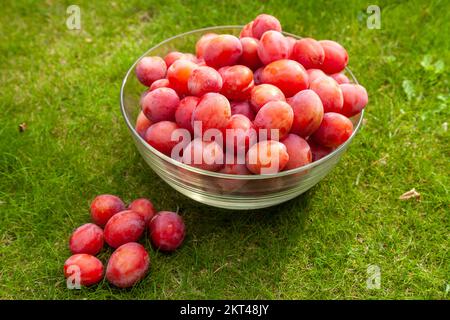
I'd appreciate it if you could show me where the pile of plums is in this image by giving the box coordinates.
[63,195,185,288]
[135,13,368,175]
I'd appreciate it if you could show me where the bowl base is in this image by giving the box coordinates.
[166,180,311,210]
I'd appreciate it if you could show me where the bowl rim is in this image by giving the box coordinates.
[120,25,364,180]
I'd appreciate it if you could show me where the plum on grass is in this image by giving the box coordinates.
[291,38,325,70]
[219,65,254,101]
[149,211,186,252]
[106,242,150,288]
[191,92,231,133]
[310,76,344,113]
[289,89,324,138]
[144,121,180,156]
[311,112,353,148]
[135,111,152,138]
[246,140,289,174]
[141,87,180,123]
[203,35,242,69]
[167,59,198,95]
[319,40,348,74]
[253,101,293,140]
[281,134,312,170]
[251,14,282,39]
[135,56,167,87]
[257,31,290,65]
[182,138,224,172]
[104,210,146,248]
[64,254,103,286]
[340,84,368,117]
[250,84,285,113]
[260,59,309,97]
[90,195,125,227]
[69,223,104,255]
[238,37,262,70]
[188,66,223,97]
[175,96,199,133]
[128,198,156,224]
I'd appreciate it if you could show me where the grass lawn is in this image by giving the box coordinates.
[0,0,448,299]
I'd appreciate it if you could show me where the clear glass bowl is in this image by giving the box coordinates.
[120,26,364,210]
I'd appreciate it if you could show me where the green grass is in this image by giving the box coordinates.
[0,0,448,299]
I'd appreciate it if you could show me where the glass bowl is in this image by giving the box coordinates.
[120,26,364,210]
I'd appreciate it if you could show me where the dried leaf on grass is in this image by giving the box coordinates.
[18,123,27,132]
[399,188,421,201]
